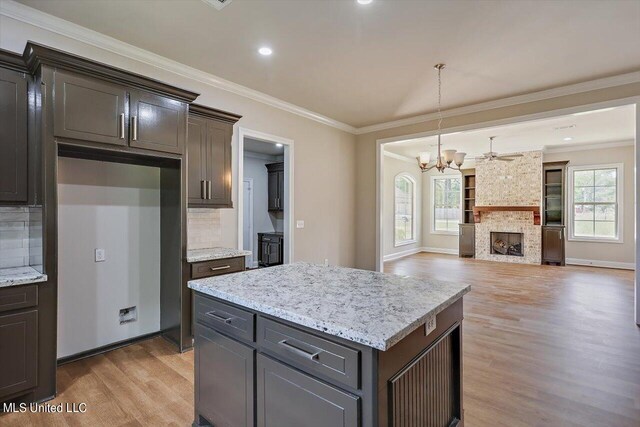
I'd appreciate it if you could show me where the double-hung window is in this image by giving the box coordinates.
[568,164,623,242]
[431,176,461,234]
[394,174,416,246]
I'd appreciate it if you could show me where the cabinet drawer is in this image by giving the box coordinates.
[257,354,359,427]
[257,317,360,390]
[191,257,244,279]
[195,294,255,342]
[0,285,38,314]
[259,235,281,243]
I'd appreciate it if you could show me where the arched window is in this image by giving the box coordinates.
[394,174,416,246]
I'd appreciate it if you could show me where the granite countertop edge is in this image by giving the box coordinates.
[188,275,470,351]
[186,247,252,263]
[0,272,48,288]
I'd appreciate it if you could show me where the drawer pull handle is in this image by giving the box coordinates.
[206,311,233,324]
[210,265,231,272]
[278,339,320,361]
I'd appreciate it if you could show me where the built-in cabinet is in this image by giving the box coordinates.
[542,161,568,266]
[187,104,241,208]
[0,52,28,203]
[54,70,187,154]
[0,285,38,401]
[459,169,476,258]
[258,233,283,267]
[266,162,284,212]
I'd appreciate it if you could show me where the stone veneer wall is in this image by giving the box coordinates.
[475,151,542,264]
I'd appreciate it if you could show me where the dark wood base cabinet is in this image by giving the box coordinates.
[193,293,464,427]
[0,285,39,403]
[258,233,283,267]
[542,225,565,266]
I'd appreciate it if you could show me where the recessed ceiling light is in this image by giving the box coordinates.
[357,0,373,4]
[275,143,283,147]
[258,47,273,56]
[563,137,573,141]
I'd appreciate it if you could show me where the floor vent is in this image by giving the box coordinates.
[201,0,234,11]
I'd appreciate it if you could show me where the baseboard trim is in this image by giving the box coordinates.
[57,331,162,365]
[421,247,459,256]
[566,258,635,270]
[383,247,423,262]
[384,246,459,262]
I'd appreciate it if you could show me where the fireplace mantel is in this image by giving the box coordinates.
[473,206,541,225]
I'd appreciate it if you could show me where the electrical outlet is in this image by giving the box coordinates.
[95,248,106,262]
[296,220,305,229]
[119,306,137,325]
[425,316,436,336]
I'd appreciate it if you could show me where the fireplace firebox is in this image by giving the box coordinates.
[491,232,524,257]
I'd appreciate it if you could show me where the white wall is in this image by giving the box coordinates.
[243,152,284,264]
[1,14,357,267]
[382,153,422,260]
[544,144,636,267]
[57,158,161,358]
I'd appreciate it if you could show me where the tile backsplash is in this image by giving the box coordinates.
[187,208,222,250]
[0,206,43,270]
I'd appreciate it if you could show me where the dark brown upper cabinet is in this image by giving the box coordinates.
[53,70,128,147]
[187,104,241,208]
[129,90,186,154]
[266,162,284,212]
[0,65,28,203]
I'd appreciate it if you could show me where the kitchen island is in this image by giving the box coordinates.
[188,263,470,427]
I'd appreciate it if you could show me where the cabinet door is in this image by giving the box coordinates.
[187,116,207,206]
[257,354,359,427]
[129,90,186,154]
[0,310,37,398]
[259,241,270,266]
[205,121,233,207]
[459,225,475,257]
[53,70,127,146]
[277,171,285,211]
[195,324,254,427]
[543,226,564,264]
[267,172,279,211]
[267,242,281,266]
[0,68,28,202]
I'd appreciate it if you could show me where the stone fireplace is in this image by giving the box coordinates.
[474,151,542,264]
[491,232,524,257]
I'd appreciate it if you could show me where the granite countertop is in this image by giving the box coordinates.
[188,262,470,351]
[186,247,253,263]
[0,266,48,288]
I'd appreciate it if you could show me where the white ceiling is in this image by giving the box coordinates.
[244,137,284,156]
[14,0,640,128]
[384,105,636,159]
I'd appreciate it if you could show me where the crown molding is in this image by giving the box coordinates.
[355,71,640,135]
[543,139,634,154]
[383,151,418,165]
[0,0,356,133]
[2,0,638,137]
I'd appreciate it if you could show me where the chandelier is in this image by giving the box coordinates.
[416,64,466,173]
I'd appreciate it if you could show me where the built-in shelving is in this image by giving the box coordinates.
[543,164,566,226]
[462,171,476,224]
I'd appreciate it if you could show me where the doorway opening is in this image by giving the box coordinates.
[238,129,293,268]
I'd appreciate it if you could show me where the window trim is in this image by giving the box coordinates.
[393,173,418,247]
[430,174,462,236]
[567,163,624,243]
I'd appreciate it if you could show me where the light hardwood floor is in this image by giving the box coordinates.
[1,253,638,426]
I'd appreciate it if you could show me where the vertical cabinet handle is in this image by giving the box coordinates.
[207,181,212,200]
[131,116,138,141]
[201,180,206,200]
[119,113,125,139]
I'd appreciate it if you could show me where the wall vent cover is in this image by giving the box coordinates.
[201,0,234,11]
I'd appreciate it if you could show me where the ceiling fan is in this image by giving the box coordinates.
[475,136,524,162]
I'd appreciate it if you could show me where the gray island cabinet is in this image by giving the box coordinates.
[188,263,470,427]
